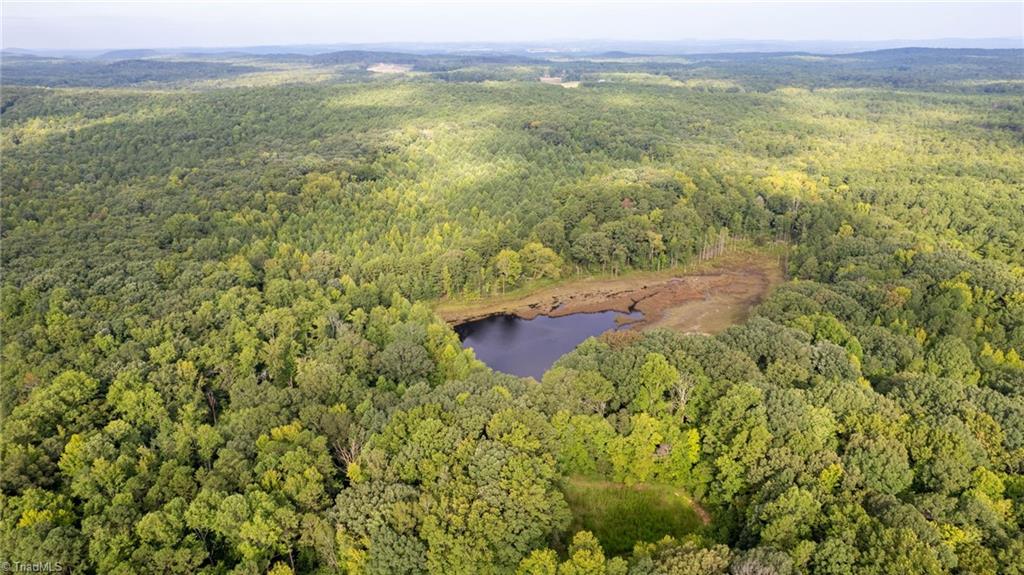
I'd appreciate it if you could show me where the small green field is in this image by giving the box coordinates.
[562,477,709,556]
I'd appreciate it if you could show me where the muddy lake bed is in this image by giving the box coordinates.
[444,255,783,379]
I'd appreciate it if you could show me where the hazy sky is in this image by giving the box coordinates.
[3,1,1022,51]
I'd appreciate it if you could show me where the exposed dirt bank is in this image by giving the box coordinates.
[436,253,783,335]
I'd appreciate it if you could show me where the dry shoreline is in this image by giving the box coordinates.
[436,254,784,335]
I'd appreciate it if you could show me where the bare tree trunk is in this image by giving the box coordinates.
[674,381,690,423]
[206,389,218,425]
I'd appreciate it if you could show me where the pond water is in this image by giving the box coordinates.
[454,310,642,379]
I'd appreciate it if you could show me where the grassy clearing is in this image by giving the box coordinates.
[562,476,708,556]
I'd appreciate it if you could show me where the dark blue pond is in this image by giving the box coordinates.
[454,310,641,380]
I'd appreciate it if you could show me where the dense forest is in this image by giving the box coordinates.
[1,48,1023,574]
